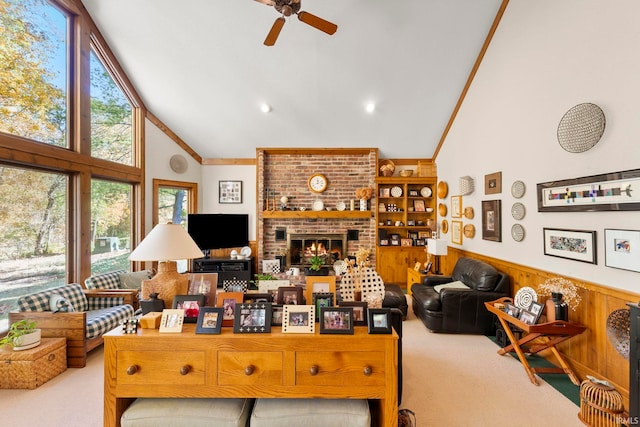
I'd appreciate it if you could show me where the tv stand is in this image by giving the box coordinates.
[191,257,254,287]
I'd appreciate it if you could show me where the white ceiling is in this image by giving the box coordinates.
[80,0,503,160]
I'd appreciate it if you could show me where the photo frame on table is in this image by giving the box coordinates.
[305,276,336,307]
[219,180,242,204]
[320,307,354,334]
[504,303,520,318]
[172,294,205,323]
[482,200,502,242]
[233,302,272,333]
[159,309,184,333]
[451,195,462,218]
[401,238,413,247]
[485,172,502,194]
[195,307,223,334]
[537,168,640,212]
[271,304,284,326]
[528,301,544,323]
[312,293,334,320]
[222,280,248,293]
[282,305,315,333]
[243,293,272,304]
[451,220,463,245]
[543,228,597,264]
[413,199,425,212]
[339,301,368,326]
[518,309,537,326]
[277,286,304,305]
[215,291,244,327]
[367,308,393,334]
[188,273,217,306]
[380,188,390,198]
[604,228,640,273]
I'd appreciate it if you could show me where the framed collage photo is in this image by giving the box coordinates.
[233,302,272,333]
[172,294,205,323]
[320,307,354,334]
[219,180,242,204]
[215,291,244,327]
[195,307,223,334]
[339,301,368,326]
[282,305,315,333]
[367,308,393,334]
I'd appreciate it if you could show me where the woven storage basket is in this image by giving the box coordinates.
[0,337,67,389]
[578,377,627,427]
[379,159,395,177]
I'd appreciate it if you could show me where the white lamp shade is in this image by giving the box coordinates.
[129,223,204,261]
[427,238,449,256]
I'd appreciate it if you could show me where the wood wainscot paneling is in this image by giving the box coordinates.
[442,247,636,408]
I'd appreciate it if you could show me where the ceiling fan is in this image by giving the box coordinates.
[254,0,338,46]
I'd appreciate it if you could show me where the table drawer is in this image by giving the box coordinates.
[117,351,205,385]
[217,351,283,386]
[295,351,385,386]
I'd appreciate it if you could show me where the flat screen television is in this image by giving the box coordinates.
[187,213,249,252]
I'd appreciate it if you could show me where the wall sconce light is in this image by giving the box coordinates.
[459,176,475,196]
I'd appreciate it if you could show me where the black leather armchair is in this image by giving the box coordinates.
[411,257,510,334]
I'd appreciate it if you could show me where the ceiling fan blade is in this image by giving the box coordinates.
[254,0,276,5]
[264,17,285,46]
[297,11,337,35]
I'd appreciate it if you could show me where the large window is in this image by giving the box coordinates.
[153,179,197,227]
[91,179,132,275]
[90,49,133,165]
[0,0,68,146]
[0,0,144,334]
[0,166,68,330]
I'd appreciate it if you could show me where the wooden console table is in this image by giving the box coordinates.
[104,325,398,426]
[485,297,586,386]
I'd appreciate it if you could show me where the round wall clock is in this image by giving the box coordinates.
[308,173,328,193]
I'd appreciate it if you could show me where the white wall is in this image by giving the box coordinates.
[201,165,257,241]
[436,0,640,292]
[143,118,203,233]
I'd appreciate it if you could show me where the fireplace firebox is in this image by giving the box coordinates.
[287,233,347,269]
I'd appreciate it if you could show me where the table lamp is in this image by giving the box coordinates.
[129,223,204,309]
[427,238,448,275]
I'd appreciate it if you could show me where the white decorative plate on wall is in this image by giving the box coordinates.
[511,180,526,199]
[514,286,537,310]
[390,186,403,197]
[511,224,525,242]
[511,202,526,220]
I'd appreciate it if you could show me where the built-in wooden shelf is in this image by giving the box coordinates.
[262,210,372,219]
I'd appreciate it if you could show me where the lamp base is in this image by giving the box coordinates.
[433,256,443,275]
[140,261,189,309]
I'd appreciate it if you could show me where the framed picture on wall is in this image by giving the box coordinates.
[543,228,597,264]
[604,228,640,273]
[481,200,502,242]
[219,180,242,203]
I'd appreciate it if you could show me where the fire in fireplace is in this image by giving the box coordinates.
[287,233,347,269]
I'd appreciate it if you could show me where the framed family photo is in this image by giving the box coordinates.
[320,307,354,334]
[172,294,205,323]
[159,309,184,333]
[282,305,315,333]
[339,301,368,326]
[215,291,244,327]
[233,302,272,333]
[195,307,223,334]
[312,293,334,320]
[367,308,393,334]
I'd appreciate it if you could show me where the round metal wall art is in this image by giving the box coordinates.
[606,308,630,360]
[511,180,526,199]
[511,224,525,242]
[511,202,526,221]
[557,103,606,153]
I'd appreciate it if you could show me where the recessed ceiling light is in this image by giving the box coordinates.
[365,102,376,113]
[261,103,272,113]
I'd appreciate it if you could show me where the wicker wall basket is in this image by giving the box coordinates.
[578,377,627,427]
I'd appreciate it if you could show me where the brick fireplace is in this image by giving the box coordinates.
[257,148,378,273]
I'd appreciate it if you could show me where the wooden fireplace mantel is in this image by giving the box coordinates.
[262,210,371,219]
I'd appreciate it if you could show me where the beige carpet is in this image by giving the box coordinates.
[0,299,583,426]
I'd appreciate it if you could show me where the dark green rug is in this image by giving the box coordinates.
[487,336,580,406]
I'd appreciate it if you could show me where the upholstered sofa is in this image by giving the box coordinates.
[411,257,510,334]
[84,269,152,310]
[9,283,135,367]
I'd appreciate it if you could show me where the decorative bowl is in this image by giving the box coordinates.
[399,170,414,177]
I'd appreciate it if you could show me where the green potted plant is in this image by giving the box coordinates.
[306,255,329,276]
[0,319,41,351]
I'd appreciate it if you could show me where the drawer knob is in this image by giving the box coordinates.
[309,365,319,376]
[363,366,372,376]
[244,365,255,376]
[126,365,138,375]
[180,365,191,375]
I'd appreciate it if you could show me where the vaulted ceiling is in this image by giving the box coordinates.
[81,0,503,160]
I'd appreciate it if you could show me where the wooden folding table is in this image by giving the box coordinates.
[485,297,586,386]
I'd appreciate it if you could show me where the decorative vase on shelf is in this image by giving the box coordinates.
[547,292,569,322]
[359,199,367,211]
